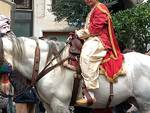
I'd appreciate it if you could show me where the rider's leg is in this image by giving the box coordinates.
[76,37,107,105]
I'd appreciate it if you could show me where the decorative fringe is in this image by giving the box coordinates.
[0,73,10,94]
[99,64,126,83]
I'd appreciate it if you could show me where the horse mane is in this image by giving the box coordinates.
[42,39,66,62]
[43,39,66,52]
[5,32,67,65]
[3,32,23,63]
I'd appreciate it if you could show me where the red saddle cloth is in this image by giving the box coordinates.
[100,50,124,82]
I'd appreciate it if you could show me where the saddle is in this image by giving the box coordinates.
[68,32,83,68]
[67,32,125,107]
[67,33,99,106]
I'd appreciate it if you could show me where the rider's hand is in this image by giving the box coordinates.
[75,29,90,39]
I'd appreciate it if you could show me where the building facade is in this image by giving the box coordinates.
[34,0,76,41]
[11,0,76,41]
[0,0,15,28]
[2,0,146,41]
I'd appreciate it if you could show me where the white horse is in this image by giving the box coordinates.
[2,32,150,113]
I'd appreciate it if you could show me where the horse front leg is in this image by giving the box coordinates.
[50,98,70,113]
[43,103,53,113]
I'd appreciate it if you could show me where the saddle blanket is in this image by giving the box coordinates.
[100,50,125,82]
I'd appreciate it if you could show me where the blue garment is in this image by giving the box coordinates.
[9,70,38,103]
[14,87,38,103]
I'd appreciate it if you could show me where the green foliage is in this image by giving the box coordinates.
[52,0,89,27]
[52,0,150,52]
[52,0,117,26]
[112,2,150,52]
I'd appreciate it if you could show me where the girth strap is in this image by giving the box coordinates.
[106,82,113,108]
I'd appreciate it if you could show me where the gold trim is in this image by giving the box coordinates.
[97,4,118,58]
[101,57,111,64]
[101,54,118,64]
[100,64,125,83]
[108,19,118,58]
[97,3,111,19]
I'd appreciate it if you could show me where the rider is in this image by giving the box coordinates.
[75,0,124,105]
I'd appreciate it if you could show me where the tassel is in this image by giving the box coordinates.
[1,73,10,94]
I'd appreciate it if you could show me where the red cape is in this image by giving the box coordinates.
[89,3,124,81]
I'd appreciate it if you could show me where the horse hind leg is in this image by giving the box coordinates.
[135,91,150,113]
[136,101,150,113]
[139,104,150,113]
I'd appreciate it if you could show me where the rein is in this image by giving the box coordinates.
[31,41,70,86]
[36,57,69,83]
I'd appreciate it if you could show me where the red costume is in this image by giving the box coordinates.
[89,3,124,81]
[75,2,124,106]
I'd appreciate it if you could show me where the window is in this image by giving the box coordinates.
[14,0,32,9]
[14,10,33,37]
[52,0,56,10]
[13,0,33,37]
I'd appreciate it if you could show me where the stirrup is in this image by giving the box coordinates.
[76,83,96,106]
[76,96,96,106]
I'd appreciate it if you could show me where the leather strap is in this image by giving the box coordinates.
[36,57,69,83]
[70,77,81,106]
[34,43,69,83]
[31,42,69,85]
[82,82,94,106]
[31,42,40,86]
[106,82,113,108]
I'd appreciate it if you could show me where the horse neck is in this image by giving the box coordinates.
[2,36,50,80]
